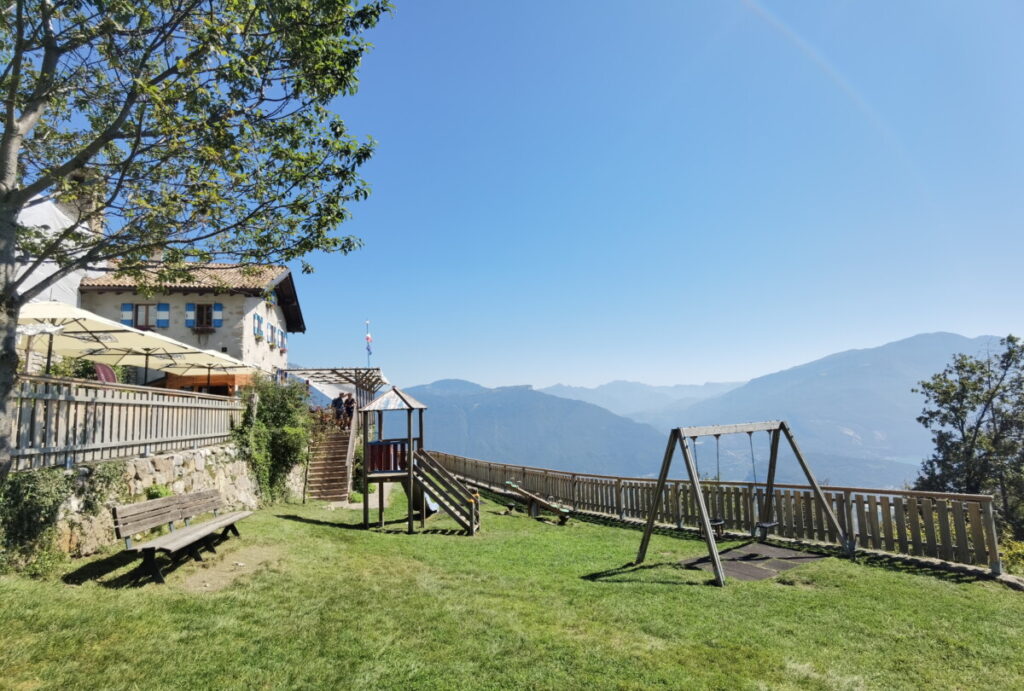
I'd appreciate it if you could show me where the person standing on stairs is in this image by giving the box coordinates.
[331,393,346,424]
[344,394,356,429]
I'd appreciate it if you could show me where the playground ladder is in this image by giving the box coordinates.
[413,450,479,535]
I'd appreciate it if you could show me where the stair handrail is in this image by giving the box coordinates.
[345,408,360,497]
[415,450,479,533]
[416,450,475,505]
[414,466,474,532]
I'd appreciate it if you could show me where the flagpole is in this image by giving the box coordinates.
[365,320,371,368]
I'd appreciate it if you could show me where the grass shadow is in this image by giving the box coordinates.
[276,513,409,530]
[377,528,468,537]
[61,536,231,589]
[581,561,719,587]
[853,551,989,585]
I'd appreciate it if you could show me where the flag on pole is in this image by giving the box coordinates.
[364,320,372,367]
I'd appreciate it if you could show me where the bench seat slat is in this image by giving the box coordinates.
[127,512,253,553]
[114,507,182,538]
[180,500,223,518]
[114,494,182,519]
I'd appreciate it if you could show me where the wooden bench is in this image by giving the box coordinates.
[112,490,252,584]
[506,481,571,525]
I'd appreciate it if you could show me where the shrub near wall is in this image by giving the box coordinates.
[235,375,312,503]
[0,462,128,577]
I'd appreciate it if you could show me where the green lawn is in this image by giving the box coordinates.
[2,491,1023,690]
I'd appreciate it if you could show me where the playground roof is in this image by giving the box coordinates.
[361,386,426,411]
[284,367,388,395]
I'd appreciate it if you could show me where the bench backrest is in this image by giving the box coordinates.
[112,490,225,539]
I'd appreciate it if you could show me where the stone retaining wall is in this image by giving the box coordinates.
[56,443,260,557]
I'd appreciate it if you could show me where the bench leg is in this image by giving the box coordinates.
[188,545,204,562]
[204,535,217,554]
[225,523,240,538]
[142,550,165,584]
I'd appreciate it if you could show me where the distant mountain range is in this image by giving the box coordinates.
[403,333,1002,489]
[540,380,742,417]
[408,380,667,477]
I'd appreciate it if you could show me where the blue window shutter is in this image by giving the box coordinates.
[156,303,170,328]
[212,303,223,328]
[120,303,134,326]
[185,303,196,328]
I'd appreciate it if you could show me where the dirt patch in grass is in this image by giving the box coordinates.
[179,544,282,593]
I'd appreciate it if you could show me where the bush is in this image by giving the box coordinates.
[0,468,74,577]
[145,483,173,500]
[79,462,129,514]
[1003,535,1024,575]
[235,374,312,503]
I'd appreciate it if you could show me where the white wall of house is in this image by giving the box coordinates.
[79,291,291,372]
[240,295,290,372]
[16,200,100,306]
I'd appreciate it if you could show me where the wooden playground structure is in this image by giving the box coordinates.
[360,387,479,535]
[505,481,571,524]
[634,421,852,586]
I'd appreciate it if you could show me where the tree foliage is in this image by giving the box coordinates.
[915,335,1024,536]
[0,0,389,480]
[1,0,389,296]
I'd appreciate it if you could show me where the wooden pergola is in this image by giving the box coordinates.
[283,367,387,408]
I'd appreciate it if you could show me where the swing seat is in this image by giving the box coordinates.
[754,521,778,541]
[700,518,726,539]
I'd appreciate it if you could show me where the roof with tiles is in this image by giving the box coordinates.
[79,262,287,292]
[79,262,306,333]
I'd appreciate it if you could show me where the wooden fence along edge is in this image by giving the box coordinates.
[428,450,1003,575]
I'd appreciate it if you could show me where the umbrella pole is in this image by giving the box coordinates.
[45,334,54,375]
[207,366,212,391]
[144,353,150,385]
[24,335,34,374]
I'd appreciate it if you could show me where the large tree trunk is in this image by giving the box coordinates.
[0,204,23,482]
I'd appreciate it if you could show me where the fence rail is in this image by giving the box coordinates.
[430,451,1003,574]
[11,375,243,470]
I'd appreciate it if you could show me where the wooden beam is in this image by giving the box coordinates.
[362,410,370,529]
[407,409,414,535]
[675,421,783,437]
[780,422,853,556]
[635,430,680,565]
[681,436,726,586]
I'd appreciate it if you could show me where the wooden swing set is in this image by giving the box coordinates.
[634,421,855,586]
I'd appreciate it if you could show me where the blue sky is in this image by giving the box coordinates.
[288,1,1024,388]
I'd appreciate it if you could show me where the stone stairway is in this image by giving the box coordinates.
[306,425,351,502]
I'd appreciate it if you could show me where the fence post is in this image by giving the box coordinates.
[981,500,1003,575]
[616,478,624,520]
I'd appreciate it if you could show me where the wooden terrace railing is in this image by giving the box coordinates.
[10,375,244,471]
[430,451,1004,574]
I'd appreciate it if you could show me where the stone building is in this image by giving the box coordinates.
[79,263,305,394]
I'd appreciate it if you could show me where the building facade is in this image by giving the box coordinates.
[79,264,305,393]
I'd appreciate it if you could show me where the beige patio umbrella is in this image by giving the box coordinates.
[16,301,254,381]
[157,349,256,388]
